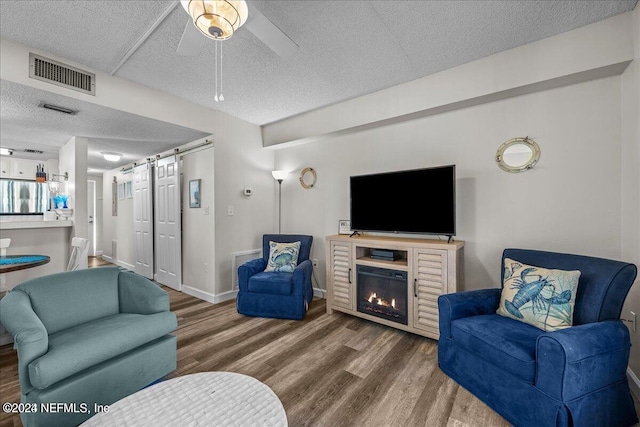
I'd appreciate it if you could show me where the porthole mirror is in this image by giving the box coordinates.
[496,137,540,173]
[299,167,317,189]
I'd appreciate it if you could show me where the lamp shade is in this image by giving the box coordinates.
[272,170,289,181]
[180,0,248,40]
[48,180,61,193]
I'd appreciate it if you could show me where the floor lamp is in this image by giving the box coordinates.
[272,170,288,233]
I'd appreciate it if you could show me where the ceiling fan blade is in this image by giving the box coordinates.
[177,20,207,57]
[244,5,298,60]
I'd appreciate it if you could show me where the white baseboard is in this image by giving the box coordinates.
[182,285,238,304]
[95,250,103,256]
[100,255,135,271]
[628,366,640,401]
[313,287,326,298]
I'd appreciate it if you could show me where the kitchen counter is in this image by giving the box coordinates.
[0,220,73,230]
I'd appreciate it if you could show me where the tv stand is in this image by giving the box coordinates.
[326,234,464,340]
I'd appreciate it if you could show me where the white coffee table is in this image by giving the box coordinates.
[81,372,287,426]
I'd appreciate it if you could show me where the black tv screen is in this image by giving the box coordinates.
[350,165,456,236]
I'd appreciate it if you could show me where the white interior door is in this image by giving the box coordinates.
[133,163,154,279]
[87,180,96,256]
[154,156,182,290]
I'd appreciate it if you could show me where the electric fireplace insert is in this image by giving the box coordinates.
[356,265,408,325]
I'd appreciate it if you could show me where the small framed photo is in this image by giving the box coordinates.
[125,181,132,199]
[338,220,351,235]
[117,183,125,200]
[189,179,201,208]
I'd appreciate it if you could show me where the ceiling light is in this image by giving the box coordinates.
[102,152,123,162]
[0,147,13,156]
[180,0,248,40]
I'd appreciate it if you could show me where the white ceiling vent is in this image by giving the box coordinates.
[29,53,95,96]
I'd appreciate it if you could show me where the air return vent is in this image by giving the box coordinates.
[39,102,77,115]
[23,149,44,154]
[29,53,95,95]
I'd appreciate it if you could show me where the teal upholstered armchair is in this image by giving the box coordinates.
[0,268,177,427]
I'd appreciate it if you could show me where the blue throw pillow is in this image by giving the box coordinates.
[264,241,301,273]
[497,258,580,331]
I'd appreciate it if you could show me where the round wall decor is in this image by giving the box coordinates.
[496,136,540,173]
[299,167,317,189]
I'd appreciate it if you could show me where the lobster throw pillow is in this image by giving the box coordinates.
[497,258,581,331]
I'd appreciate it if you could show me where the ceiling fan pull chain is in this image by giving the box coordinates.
[219,41,224,101]
[214,40,219,102]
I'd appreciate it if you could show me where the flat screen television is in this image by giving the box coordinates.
[350,165,456,236]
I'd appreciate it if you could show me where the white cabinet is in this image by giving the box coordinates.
[0,156,10,178]
[0,158,48,180]
[326,234,463,340]
[10,158,35,179]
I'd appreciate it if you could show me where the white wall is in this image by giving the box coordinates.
[621,5,640,385]
[59,136,88,269]
[181,146,216,298]
[276,75,624,290]
[213,113,275,295]
[101,169,134,269]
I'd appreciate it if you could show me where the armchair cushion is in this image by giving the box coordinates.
[265,240,301,272]
[451,314,545,383]
[248,271,294,295]
[497,258,580,331]
[28,311,177,389]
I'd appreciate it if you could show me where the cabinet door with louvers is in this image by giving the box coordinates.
[329,240,353,310]
[413,248,448,337]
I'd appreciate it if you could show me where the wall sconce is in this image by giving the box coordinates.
[47,172,68,193]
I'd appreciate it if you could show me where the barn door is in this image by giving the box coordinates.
[154,155,182,290]
[133,163,154,279]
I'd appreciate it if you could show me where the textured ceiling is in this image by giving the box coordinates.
[0,0,637,168]
[0,80,208,173]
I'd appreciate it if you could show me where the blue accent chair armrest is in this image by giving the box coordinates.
[537,320,632,401]
[238,258,267,292]
[438,288,500,338]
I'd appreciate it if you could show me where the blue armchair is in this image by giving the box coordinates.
[237,234,314,320]
[438,249,638,427]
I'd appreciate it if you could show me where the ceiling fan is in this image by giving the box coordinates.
[176,0,298,59]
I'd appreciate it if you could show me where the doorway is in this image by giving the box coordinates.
[87,180,96,256]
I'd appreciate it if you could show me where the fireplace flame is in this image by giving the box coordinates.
[365,292,397,309]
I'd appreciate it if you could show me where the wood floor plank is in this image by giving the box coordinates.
[446,385,510,427]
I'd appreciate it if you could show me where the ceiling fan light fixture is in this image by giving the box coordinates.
[181,0,248,40]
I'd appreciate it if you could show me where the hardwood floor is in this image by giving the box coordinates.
[1,273,639,426]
